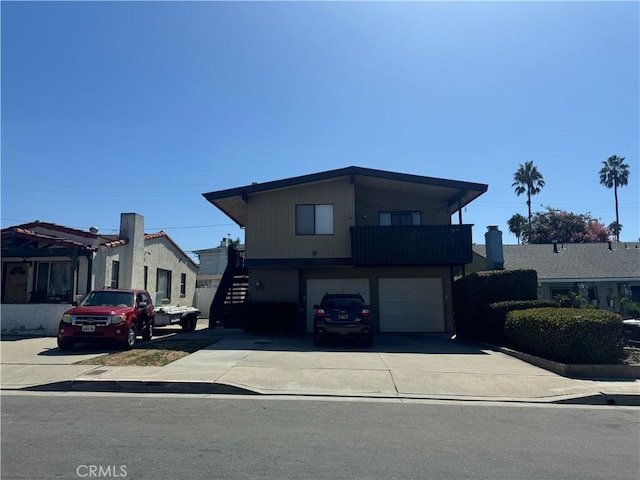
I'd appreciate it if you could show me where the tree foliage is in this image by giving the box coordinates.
[512,160,545,222]
[507,213,527,244]
[599,154,630,241]
[522,207,610,244]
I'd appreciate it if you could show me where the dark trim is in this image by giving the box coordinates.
[245,257,354,268]
[447,189,469,207]
[203,166,488,202]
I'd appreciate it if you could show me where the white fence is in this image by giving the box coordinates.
[195,281,220,318]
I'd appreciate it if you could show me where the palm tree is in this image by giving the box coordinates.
[512,161,545,223]
[599,155,630,242]
[507,213,527,244]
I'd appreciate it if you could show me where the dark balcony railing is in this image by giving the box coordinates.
[350,225,473,266]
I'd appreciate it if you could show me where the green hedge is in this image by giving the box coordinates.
[476,300,559,344]
[453,269,538,314]
[244,302,297,334]
[505,308,624,364]
[453,269,540,341]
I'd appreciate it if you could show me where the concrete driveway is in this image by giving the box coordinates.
[2,329,638,404]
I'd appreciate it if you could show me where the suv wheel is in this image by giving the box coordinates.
[57,337,75,351]
[142,319,154,341]
[124,325,137,349]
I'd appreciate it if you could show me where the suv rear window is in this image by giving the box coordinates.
[326,299,362,309]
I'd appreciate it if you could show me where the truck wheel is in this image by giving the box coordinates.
[181,314,197,332]
[124,325,137,349]
[142,319,153,341]
[57,337,75,351]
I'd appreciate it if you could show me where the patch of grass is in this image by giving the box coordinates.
[76,338,217,367]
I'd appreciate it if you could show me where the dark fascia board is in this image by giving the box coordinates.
[202,166,488,203]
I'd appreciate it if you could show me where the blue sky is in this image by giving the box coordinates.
[2,1,639,261]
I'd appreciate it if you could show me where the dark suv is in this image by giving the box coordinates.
[313,293,373,347]
[57,289,155,350]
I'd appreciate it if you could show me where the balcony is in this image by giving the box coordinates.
[350,225,473,266]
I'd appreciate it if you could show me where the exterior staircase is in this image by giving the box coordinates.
[208,245,250,329]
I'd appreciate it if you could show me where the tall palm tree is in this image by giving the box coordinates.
[507,213,527,244]
[599,155,630,242]
[512,161,545,223]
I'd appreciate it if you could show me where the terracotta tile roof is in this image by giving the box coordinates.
[473,243,640,281]
[13,221,99,239]
[1,227,97,251]
[2,223,198,269]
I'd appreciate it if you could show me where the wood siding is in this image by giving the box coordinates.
[246,177,354,260]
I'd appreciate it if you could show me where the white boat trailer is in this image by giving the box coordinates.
[153,305,200,331]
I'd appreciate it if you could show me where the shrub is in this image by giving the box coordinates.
[479,300,558,344]
[505,308,624,364]
[616,296,640,319]
[453,269,537,314]
[453,269,539,340]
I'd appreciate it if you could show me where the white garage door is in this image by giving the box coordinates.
[306,279,370,333]
[379,278,445,332]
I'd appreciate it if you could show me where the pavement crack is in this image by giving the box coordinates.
[377,353,399,394]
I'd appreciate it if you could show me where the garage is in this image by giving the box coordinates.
[379,278,445,332]
[306,279,370,333]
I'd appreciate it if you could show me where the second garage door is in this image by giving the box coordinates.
[306,279,370,333]
[379,278,445,332]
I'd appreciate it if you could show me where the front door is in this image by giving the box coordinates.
[4,263,29,303]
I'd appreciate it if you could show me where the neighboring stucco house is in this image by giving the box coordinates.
[1,213,198,335]
[202,166,488,333]
[470,241,640,310]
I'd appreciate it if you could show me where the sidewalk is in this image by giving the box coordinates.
[2,328,639,405]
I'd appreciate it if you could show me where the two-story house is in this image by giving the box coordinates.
[203,166,488,334]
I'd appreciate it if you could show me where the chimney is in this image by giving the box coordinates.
[118,213,145,289]
[485,226,504,270]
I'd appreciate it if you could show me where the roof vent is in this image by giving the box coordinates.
[89,227,99,234]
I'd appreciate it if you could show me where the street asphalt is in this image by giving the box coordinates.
[1,324,639,405]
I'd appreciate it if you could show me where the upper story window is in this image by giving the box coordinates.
[379,211,421,226]
[296,204,334,235]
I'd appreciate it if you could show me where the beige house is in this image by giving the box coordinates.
[470,241,640,310]
[1,213,198,335]
[203,166,488,333]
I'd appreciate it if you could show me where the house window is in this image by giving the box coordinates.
[180,273,187,297]
[110,261,120,289]
[379,211,421,226]
[156,269,172,303]
[144,266,148,290]
[34,262,71,303]
[296,204,334,235]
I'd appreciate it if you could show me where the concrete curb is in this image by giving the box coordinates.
[498,347,640,379]
[11,379,639,406]
[21,380,259,395]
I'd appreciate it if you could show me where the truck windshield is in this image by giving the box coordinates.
[81,291,135,307]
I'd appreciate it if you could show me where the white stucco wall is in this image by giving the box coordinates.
[1,304,70,336]
[144,237,198,307]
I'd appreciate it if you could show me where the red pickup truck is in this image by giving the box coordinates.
[57,289,155,350]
